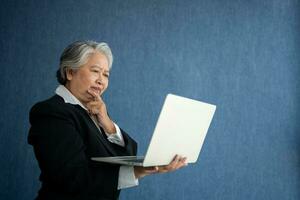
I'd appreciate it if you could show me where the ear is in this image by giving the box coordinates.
[65,68,74,81]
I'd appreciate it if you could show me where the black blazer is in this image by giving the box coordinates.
[28,95,137,200]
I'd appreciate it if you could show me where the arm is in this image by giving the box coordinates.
[85,90,137,156]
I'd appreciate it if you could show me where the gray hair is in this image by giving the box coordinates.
[56,40,113,85]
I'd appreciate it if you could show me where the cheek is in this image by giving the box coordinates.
[81,73,96,86]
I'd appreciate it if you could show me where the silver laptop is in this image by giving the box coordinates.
[91,94,216,167]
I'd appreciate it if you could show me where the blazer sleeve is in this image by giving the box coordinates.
[28,102,119,195]
[120,128,138,155]
[103,127,138,157]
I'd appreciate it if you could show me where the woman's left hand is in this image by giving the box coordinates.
[86,89,116,134]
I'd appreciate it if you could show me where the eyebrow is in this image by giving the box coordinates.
[91,65,109,73]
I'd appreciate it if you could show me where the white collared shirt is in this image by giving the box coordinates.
[55,85,138,189]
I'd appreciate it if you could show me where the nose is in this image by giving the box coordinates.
[96,78,102,85]
[96,74,104,85]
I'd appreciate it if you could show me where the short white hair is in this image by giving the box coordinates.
[56,40,113,85]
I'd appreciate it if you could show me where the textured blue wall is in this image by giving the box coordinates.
[0,0,299,199]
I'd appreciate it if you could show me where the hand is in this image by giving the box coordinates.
[134,155,187,179]
[86,89,116,134]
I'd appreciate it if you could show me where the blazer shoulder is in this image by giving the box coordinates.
[30,95,65,113]
[29,95,76,122]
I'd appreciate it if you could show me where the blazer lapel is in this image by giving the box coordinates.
[74,105,117,156]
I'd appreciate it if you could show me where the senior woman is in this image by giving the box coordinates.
[28,40,187,200]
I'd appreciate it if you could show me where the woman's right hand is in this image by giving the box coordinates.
[134,155,187,179]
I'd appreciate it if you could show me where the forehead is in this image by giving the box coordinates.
[85,51,109,71]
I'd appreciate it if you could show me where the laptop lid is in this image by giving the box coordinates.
[142,94,216,167]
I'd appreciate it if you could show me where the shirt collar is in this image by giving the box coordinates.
[55,85,87,110]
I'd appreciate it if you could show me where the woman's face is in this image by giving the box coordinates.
[65,51,110,105]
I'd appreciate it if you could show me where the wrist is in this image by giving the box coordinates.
[134,166,143,179]
[102,119,116,134]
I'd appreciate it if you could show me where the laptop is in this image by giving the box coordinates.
[91,94,216,167]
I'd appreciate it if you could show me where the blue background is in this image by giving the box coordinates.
[0,0,299,199]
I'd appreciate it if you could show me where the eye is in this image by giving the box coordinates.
[104,73,109,78]
[91,69,99,73]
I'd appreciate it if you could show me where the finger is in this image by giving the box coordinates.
[157,156,188,173]
[87,89,97,97]
[169,155,179,165]
[169,155,181,168]
[181,157,188,166]
[87,89,100,101]
[86,101,102,107]
[167,155,184,171]
[174,156,187,169]
[86,101,106,113]
[158,155,178,172]
[87,107,100,115]
[86,100,106,109]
